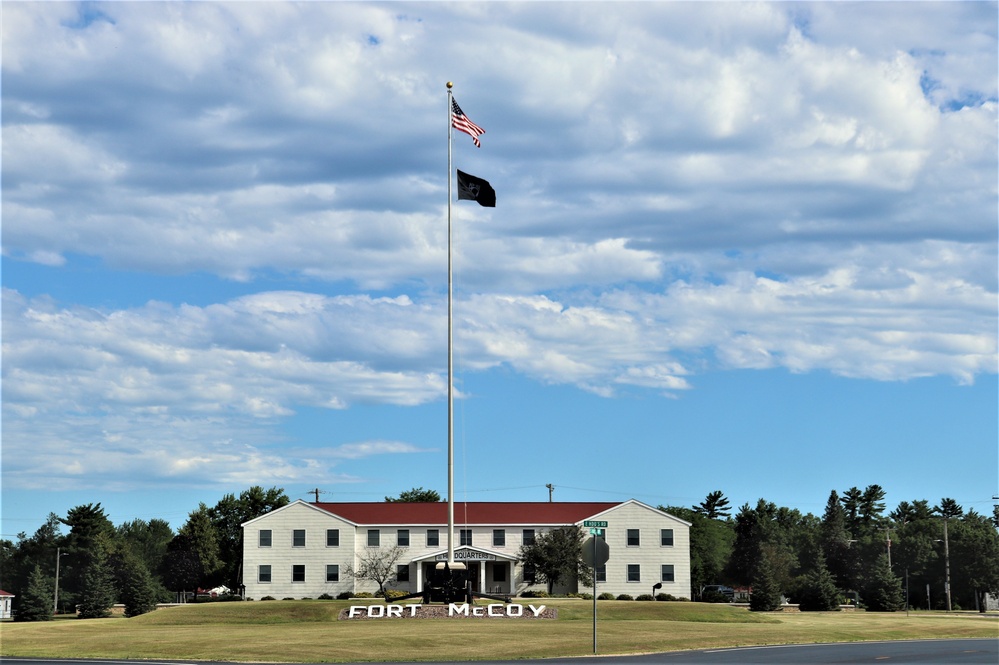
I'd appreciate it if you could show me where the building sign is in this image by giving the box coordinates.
[340,603,554,620]
[433,548,496,561]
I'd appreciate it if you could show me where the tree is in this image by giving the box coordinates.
[160,535,203,600]
[15,565,53,621]
[78,535,116,619]
[207,486,289,589]
[820,490,854,592]
[345,546,405,595]
[518,525,591,594]
[794,550,841,611]
[934,498,963,519]
[748,556,781,611]
[179,504,222,587]
[948,510,999,612]
[661,504,733,596]
[386,487,442,502]
[858,485,887,530]
[863,553,903,611]
[116,549,157,617]
[60,504,115,609]
[694,491,731,520]
[840,487,863,535]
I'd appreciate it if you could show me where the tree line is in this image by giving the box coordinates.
[2,484,997,619]
[660,487,999,612]
[1,486,289,620]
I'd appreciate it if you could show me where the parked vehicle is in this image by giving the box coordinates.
[700,585,735,601]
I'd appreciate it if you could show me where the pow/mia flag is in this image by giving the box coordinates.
[456,169,496,207]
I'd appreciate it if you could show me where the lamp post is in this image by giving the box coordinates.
[942,518,952,612]
[53,547,68,614]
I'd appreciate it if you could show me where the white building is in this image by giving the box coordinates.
[241,499,690,600]
[0,590,14,620]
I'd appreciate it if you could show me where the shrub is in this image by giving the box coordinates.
[260,596,276,601]
[521,590,549,598]
[282,597,295,601]
[597,592,616,600]
[575,593,593,600]
[655,593,686,601]
[635,594,655,601]
[616,594,634,601]
[353,592,374,599]
[384,589,408,600]
[336,592,352,600]
[701,590,730,603]
[317,593,334,600]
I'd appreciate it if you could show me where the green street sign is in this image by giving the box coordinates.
[583,520,608,528]
[589,528,604,536]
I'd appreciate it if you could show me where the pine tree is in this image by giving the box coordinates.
[797,551,841,611]
[15,565,53,621]
[117,550,157,617]
[78,536,116,619]
[863,553,904,612]
[748,557,781,611]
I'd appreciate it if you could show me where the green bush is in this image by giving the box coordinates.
[597,592,616,600]
[635,594,655,601]
[282,597,295,601]
[701,590,731,603]
[317,593,334,600]
[655,593,685,601]
[616,594,634,601]
[521,590,549,598]
[260,596,276,601]
[336,591,352,600]
[384,589,408,600]
[575,593,593,600]
[352,592,374,599]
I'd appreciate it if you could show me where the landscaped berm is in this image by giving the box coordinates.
[1,599,996,662]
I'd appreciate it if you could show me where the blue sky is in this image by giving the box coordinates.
[2,1,997,538]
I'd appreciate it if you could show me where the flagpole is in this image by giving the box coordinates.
[445,81,457,570]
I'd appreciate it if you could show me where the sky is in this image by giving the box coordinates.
[2,1,997,539]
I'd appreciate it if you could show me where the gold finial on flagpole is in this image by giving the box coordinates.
[446,81,453,89]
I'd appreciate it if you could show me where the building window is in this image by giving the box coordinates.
[524,564,536,583]
[397,529,410,547]
[327,529,340,547]
[493,529,505,547]
[326,564,339,582]
[258,565,271,583]
[661,565,675,582]
[596,565,606,582]
[661,529,674,547]
[522,529,535,545]
[627,529,640,547]
[293,529,306,547]
[259,530,272,547]
[427,529,439,547]
[367,529,380,547]
[628,564,641,582]
[460,529,472,546]
[292,565,306,583]
[397,564,410,582]
[493,565,507,582]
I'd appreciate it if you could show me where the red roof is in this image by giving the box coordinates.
[312,501,621,526]
[0,589,13,597]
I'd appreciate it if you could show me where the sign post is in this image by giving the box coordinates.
[581,523,610,654]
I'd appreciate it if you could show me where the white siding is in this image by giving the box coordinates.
[241,499,691,600]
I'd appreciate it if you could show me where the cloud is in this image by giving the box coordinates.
[1,2,995,495]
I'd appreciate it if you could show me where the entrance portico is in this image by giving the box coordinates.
[412,546,519,595]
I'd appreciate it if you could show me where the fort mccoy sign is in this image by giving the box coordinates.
[339,603,556,620]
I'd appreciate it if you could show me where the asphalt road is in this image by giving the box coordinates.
[2,640,998,665]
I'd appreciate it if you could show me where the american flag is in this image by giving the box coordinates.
[451,98,485,148]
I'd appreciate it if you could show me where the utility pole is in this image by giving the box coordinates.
[942,517,952,612]
[546,484,555,502]
[883,527,892,568]
[53,547,67,614]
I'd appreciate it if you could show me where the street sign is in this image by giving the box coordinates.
[581,536,610,567]
[583,520,608,528]
[589,528,604,536]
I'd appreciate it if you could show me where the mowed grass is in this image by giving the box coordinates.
[2,600,997,663]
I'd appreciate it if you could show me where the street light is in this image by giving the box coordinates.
[53,547,68,614]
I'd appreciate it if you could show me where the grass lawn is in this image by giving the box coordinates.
[2,600,996,662]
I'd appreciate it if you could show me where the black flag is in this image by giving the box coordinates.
[456,169,496,207]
